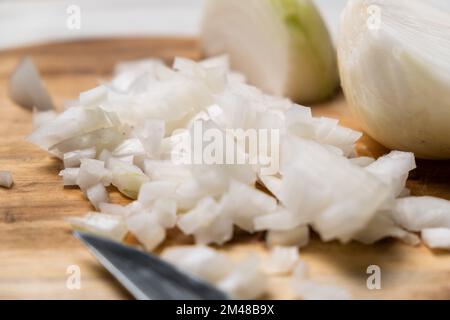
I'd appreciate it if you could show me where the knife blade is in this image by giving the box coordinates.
[74,231,229,300]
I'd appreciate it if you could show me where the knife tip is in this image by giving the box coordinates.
[72,230,86,242]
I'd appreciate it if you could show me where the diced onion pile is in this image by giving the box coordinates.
[26,56,450,299]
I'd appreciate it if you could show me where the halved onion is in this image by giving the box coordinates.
[201,0,338,103]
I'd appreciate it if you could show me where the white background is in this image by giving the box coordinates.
[0,0,348,50]
[2,0,448,50]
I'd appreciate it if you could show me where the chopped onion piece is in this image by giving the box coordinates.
[152,198,178,229]
[137,181,178,208]
[9,57,54,111]
[258,175,282,198]
[67,213,127,241]
[112,138,145,158]
[293,280,351,300]
[161,246,233,283]
[98,149,112,162]
[312,117,363,156]
[0,171,13,188]
[393,197,450,232]
[218,255,266,300]
[79,86,107,107]
[108,158,149,199]
[177,197,220,235]
[99,202,129,216]
[176,192,233,245]
[49,126,125,158]
[192,213,234,245]
[126,213,165,251]
[266,225,310,248]
[349,156,375,167]
[292,261,310,280]
[421,228,450,250]
[59,168,79,186]
[199,54,230,70]
[280,138,391,242]
[114,155,135,165]
[32,109,57,129]
[264,246,299,275]
[86,183,110,210]
[174,178,208,211]
[76,159,110,191]
[144,160,191,182]
[353,211,420,246]
[254,207,299,231]
[112,58,165,92]
[132,120,165,157]
[220,180,277,233]
[28,106,118,151]
[126,200,145,215]
[366,151,416,197]
[63,147,96,168]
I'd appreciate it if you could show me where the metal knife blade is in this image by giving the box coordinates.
[74,231,229,300]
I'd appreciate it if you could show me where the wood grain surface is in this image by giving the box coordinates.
[0,38,449,300]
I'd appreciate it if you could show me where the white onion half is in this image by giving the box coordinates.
[202,0,339,103]
[338,0,450,158]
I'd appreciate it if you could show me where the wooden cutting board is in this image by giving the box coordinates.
[0,38,449,300]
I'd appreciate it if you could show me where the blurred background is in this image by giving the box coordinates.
[0,0,347,50]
